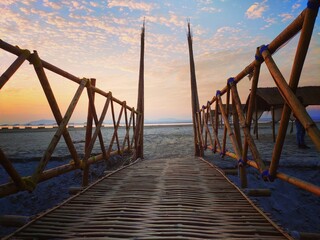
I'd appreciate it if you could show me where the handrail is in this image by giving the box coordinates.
[190,0,320,196]
[0,30,144,197]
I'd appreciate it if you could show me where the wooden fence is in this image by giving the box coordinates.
[0,25,145,197]
[189,0,320,195]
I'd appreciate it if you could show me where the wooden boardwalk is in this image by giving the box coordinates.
[7,157,291,239]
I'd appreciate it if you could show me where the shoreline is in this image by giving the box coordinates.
[1,124,319,237]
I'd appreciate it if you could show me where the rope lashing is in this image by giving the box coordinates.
[238,159,246,167]
[202,105,206,110]
[255,54,263,62]
[220,151,226,158]
[259,44,269,55]
[227,77,235,86]
[216,90,221,97]
[262,169,275,182]
[307,0,319,10]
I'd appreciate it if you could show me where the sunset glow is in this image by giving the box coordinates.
[1,0,319,124]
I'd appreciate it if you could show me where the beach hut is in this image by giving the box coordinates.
[245,86,320,141]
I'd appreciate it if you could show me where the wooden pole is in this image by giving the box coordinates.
[0,50,30,89]
[86,85,108,161]
[271,106,276,143]
[0,148,126,197]
[122,105,133,152]
[243,52,261,161]
[0,148,26,190]
[222,88,230,155]
[135,21,145,159]
[85,78,96,152]
[31,51,80,167]
[206,7,306,107]
[196,112,204,156]
[82,95,110,187]
[260,47,320,150]
[229,80,266,173]
[214,98,219,152]
[107,101,124,157]
[187,22,203,157]
[83,78,96,184]
[110,98,121,154]
[32,78,87,183]
[204,108,214,149]
[208,103,222,152]
[269,1,320,177]
[217,93,247,187]
[232,97,242,153]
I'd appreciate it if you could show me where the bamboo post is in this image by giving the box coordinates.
[0,148,123,197]
[204,107,214,149]
[222,88,230,155]
[271,106,276,143]
[0,50,30,89]
[207,103,222,152]
[134,21,145,159]
[201,109,208,149]
[122,105,133,152]
[196,112,204,156]
[260,46,320,150]
[83,78,96,184]
[0,149,26,190]
[131,108,136,149]
[254,98,259,140]
[232,97,242,153]
[86,83,107,160]
[243,51,261,161]
[269,1,320,177]
[32,78,87,183]
[31,51,80,167]
[110,98,121,153]
[217,93,247,187]
[228,79,266,173]
[214,98,219,152]
[187,22,203,157]
[82,95,110,187]
[85,78,96,152]
[107,101,124,157]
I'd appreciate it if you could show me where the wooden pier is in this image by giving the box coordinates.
[6,157,290,239]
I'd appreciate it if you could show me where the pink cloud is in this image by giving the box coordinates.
[245,1,268,19]
[107,0,156,12]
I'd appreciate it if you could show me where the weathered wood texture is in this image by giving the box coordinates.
[7,158,290,239]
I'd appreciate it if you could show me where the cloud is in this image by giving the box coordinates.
[261,17,276,29]
[279,13,294,22]
[200,7,221,13]
[292,3,301,10]
[245,0,268,19]
[107,0,156,12]
[43,0,61,10]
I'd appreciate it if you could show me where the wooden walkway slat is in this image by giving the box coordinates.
[7,157,291,239]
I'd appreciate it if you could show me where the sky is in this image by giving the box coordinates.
[0,0,319,124]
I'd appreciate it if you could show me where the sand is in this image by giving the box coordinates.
[0,123,319,238]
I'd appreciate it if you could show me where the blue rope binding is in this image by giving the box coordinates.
[259,44,269,55]
[238,159,246,167]
[216,90,221,96]
[307,1,319,10]
[227,77,235,86]
[262,169,275,182]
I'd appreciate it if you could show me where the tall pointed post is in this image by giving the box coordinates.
[187,22,203,157]
[135,20,145,159]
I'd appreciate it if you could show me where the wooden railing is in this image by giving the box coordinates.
[0,25,145,197]
[189,0,320,195]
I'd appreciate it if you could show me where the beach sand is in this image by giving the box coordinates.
[0,123,319,238]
